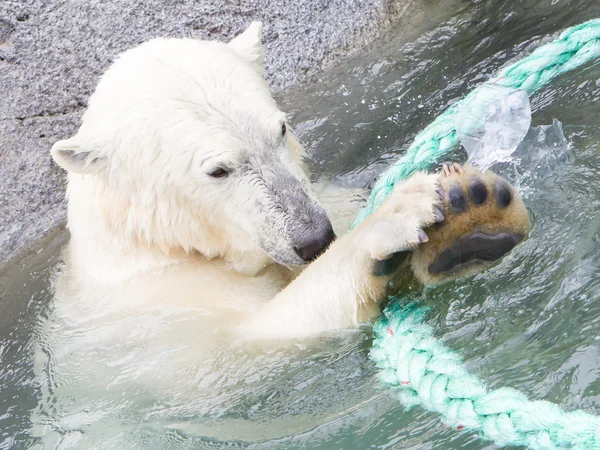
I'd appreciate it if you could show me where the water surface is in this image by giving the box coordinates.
[2,0,600,448]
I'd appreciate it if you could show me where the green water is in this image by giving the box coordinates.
[2,0,600,448]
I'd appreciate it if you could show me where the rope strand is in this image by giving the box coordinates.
[371,302,600,449]
[353,18,600,228]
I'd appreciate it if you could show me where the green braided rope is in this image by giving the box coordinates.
[360,19,600,449]
[352,18,600,227]
[372,302,600,449]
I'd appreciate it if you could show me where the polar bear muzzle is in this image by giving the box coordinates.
[293,224,336,262]
[249,157,335,266]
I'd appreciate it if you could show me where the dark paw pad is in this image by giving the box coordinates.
[448,185,468,213]
[469,178,488,205]
[428,231,524,275]
[372,251,410,277]
[495,180,512,208]
[447,177,510,214]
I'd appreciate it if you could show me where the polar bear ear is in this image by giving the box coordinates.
[228,21,265,77]
[51,137,107,174]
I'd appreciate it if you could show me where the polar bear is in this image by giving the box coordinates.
[48,22,530,342]
[36,22,532,445]
[48,22,431,340]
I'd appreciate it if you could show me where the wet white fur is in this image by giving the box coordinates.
[50,22,440,342]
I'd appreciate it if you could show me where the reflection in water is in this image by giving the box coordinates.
[1,0,600,448]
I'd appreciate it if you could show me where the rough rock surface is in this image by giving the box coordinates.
[0,0,404,263]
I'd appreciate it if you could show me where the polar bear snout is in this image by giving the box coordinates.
[293,222,335,262]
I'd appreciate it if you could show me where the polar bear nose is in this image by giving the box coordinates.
[293,225,336,262]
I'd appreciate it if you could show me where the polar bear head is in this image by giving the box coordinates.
[51,23,334,275]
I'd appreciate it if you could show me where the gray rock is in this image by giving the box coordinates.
[0,0,403,263]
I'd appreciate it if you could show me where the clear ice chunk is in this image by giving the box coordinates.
[491,119,571,184]
[455,83,532,170]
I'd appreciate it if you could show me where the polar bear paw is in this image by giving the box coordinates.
[357,172,444,276]
[410,163,531,285]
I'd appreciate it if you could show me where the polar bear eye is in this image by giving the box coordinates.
[208,167,228,178]
[281,123,286,137]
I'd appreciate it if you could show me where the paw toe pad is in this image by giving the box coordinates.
[495,180,512,208]
[469,178,488,205]
[446,177,513,215]
[449,185,468,213]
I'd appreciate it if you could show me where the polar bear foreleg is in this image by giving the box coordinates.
[241,172,443,339]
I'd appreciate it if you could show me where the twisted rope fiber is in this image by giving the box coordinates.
[372,302,600,449]
[358,19,600,449]
[352,19,600,227]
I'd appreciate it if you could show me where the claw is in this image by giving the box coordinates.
[436,186,445,202]
[453,162,464,174]
[442,163,452,178]
[418,229,429,243]
[433,207,444,222]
